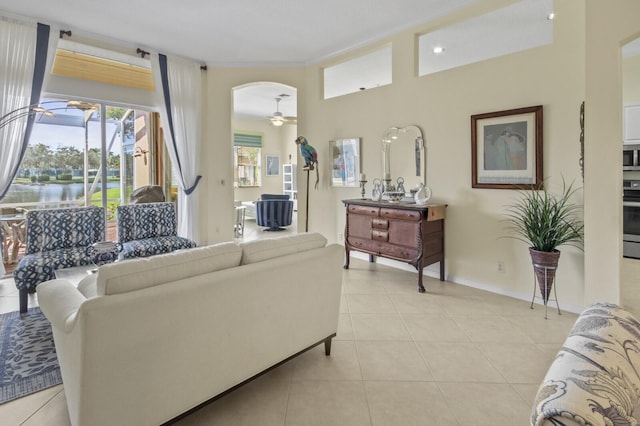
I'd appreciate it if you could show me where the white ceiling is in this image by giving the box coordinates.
[0,0,480,67]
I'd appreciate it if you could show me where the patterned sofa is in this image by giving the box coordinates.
[531,302,640,425]
[13,206,105,313]
[116,202,196,259]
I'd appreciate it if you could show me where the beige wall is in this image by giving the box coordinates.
[584,0,640,306]
[623,53,640,104]
[293,0,587,308]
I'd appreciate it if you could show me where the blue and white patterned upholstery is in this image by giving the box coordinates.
[531,303,640,425]
[256,194,294,231]
[116,202,196,260]
[14,206,105,312]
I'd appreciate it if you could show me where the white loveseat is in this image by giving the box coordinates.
[36,233,343,426]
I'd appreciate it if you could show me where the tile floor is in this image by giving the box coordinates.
[1,229,639,425]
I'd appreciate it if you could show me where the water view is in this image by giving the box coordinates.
[1,182,120,205]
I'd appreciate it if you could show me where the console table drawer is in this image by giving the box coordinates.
[380,208,421,221]
[379,242,419,261]
[372,218,389,229]
[372,230,389,242]
[348,205,380,217]
[346,236,378,253]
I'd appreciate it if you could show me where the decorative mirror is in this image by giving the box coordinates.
[381,125,426,191]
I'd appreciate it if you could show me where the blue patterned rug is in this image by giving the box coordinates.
[0,307,61,404]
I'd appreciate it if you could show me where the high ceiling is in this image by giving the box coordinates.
[0,0,480,66]
[7,1,637,122]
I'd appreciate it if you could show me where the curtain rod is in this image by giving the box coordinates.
[136,48,207,70]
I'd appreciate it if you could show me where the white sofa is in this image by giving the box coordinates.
[36,233,343,426]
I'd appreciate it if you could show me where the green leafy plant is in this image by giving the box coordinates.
[504,179,584,252]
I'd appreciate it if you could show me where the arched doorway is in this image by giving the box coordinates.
[232,82,298,240]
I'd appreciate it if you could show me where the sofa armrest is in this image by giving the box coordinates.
[36,279,86,333]
[531,303,640,426]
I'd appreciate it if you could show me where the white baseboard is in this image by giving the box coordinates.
[349,252,584,314]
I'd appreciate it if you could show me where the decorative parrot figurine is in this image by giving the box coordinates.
[295,136,319,189]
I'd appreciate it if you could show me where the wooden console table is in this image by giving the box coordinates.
[342,199,446,292]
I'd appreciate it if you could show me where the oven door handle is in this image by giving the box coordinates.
[623,201,640,207]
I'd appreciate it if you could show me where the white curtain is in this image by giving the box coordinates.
[151,53,203,242]
[0,17,56,276]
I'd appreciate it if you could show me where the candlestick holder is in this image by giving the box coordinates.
[383,178,395,193]
[359,180,368,199]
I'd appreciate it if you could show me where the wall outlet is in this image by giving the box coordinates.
[497,261,505,273]
[337,232,343,241]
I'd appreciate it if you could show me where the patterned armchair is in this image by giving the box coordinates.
[117,202,196,260]
[14,206,105,313]
[531,303,640,425]
[256,194,294,231]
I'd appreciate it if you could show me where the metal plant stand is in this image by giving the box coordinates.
[530,263,561,319]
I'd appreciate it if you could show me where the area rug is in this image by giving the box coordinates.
[0,307,61,404]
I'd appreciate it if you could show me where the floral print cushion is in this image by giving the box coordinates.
[531,302,640,426]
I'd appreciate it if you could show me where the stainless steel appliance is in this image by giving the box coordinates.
[623,179,640,258]
[623,144,640,170]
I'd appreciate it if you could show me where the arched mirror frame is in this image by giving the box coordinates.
[381,125,426,192]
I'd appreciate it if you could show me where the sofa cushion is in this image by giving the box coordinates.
[41,210,94,251]
[239,233,327,265]
[134,207,174,239]
[97,242,242,296]
[118,236,197,260]
[13,247,94,292]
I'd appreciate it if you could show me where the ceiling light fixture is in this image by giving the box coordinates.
[547,12,555,20]
[271,113,284,127]
[432,46,445,54]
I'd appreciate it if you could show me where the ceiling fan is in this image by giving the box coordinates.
[269,95,296,127]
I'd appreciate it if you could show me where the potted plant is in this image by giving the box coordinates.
[504,179,584,303]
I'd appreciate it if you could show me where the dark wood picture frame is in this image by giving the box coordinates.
[471,105,543,189]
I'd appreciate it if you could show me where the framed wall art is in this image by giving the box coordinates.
[471,105,543,189]
[265,155,280,176]
[330,138,361,187]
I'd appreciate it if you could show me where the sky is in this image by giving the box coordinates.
[29,99,123,153]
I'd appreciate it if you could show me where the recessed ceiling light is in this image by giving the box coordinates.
[547,12,555,20]
[432,46,445,54]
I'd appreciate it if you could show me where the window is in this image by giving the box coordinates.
[323,45,392,99]
[418,0,553,76]
[52,39,154,91]
[234,132,263,187]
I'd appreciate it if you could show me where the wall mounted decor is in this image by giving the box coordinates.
[579,101,584,181]
[266,155,280,176]
[471,105,543,189]
[329,138,361,187]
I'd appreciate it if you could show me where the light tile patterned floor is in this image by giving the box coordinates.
[1,232,639,425]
